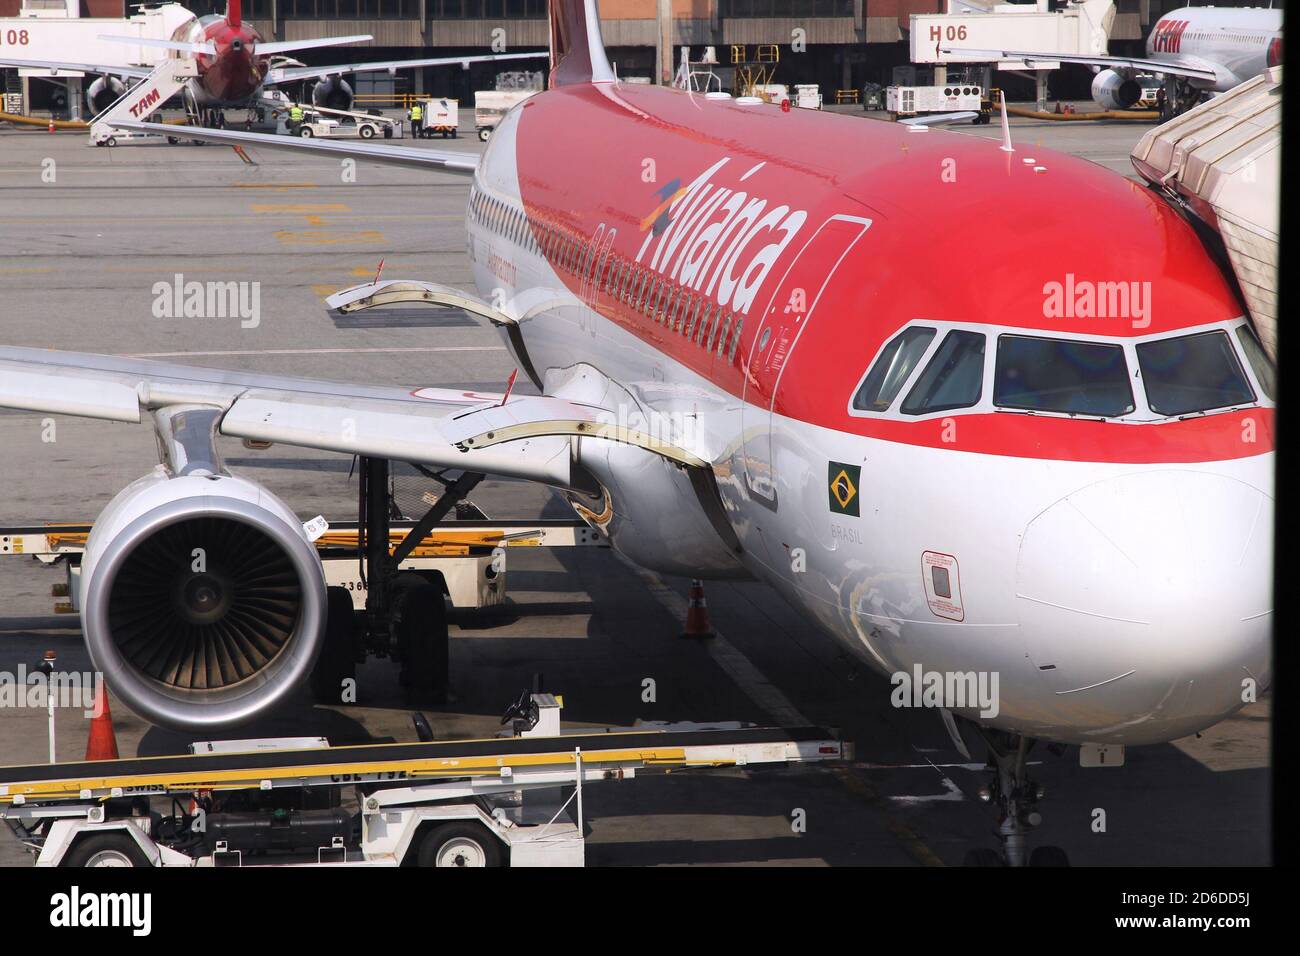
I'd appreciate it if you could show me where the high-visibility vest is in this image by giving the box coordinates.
[289,106,304,121]
[410,104,423,120]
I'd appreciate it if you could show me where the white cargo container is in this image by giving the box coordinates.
[887,83,983,118]
[794,84,823,110]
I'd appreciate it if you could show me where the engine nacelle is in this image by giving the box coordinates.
[1091,69,1142,111]
[312,77,354,112]
[87,76,127,116]
[80,468,327,731]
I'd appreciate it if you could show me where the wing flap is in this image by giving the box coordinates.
[115,121,477,174]
[0,56,153,80]
[0,347,582,487]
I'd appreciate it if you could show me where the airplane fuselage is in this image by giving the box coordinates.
[464,82,1273,747]
[1146,6,1282,89]
[173,13,267,108]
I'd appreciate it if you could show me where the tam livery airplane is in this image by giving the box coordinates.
[1,0,1274,864]
[946,4,1283,116]
[0,0,542,122]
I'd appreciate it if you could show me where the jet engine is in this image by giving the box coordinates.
[79,468,327,731]
[311,76,354,111]
[87,76,127,115]
[1091,69,1142,110]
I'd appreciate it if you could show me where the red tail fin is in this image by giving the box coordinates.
[227,0,242,28]
[549,0,614,87]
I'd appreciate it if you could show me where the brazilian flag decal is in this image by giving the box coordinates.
[828,462,861,516]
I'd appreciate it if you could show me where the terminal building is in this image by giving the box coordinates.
[0,0,1271,111]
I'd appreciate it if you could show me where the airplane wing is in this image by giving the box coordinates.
[939,47,1220,82]
[0,347,583,487]
[99,35,218,56]
[0,56,153,80]
[264,50,546,85]
[116,120,477,175]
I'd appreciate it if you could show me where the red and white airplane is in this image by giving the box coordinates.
[0,0,1273,863]
[0,0,542,121]
[946,4,1283,116]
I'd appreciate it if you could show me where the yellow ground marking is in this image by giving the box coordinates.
[312,283,340,299]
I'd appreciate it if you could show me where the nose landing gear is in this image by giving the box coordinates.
[965,730,1070,867]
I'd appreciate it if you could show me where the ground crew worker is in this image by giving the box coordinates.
[288,103,304,135]
[410,100,424,138]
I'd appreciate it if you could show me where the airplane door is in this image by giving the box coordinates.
[740,213,872,507]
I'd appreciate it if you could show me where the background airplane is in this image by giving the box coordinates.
[0,0,1273,864]
[944,4,1283,117]
[0,0,543,125]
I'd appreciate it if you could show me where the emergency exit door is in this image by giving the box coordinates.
[740,213,873,507]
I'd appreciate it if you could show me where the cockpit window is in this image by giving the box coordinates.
[900,330,985,415]
[853,326,935,411]
[994,335,1134,417]
[1235,325,1275,401]
[1136,330,1255,416]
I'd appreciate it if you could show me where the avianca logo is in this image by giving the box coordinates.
[634,158,807,316]
[1151,18,1190,54]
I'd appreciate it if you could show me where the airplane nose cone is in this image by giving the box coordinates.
[1016,470,1272,743]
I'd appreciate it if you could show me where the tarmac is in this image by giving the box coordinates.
[0,107,1270,866]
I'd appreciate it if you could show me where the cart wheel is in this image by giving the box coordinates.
[1029,845,1071,867]
[417,823,502,868]
[478,127,491,142]
[64,833,151,868]
[359,124,376,139]
[451,128,458,139]
[105,136,117,147]
[309,587,359,704]
[299,126,313,137]
[395,574,448,706]
[167,136,179,144]
[383,126,393,138]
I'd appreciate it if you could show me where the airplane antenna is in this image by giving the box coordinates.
[998,89,1014,152]
[500,368,519,406]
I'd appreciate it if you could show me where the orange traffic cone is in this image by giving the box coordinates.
[47,118,55,133]
[680,579,715,639]
[85,682,119,761]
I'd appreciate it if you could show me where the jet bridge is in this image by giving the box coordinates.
[1131,66,1281,361]
[910,0,1117,110]
[0,1,193,119]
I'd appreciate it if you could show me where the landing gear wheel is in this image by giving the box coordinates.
[309,586,358,704]
[416,823,501,867]
[64,833,151,868]
[395,574,448,706]
[962,848,1004,867]
[1029,845,1070,867]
